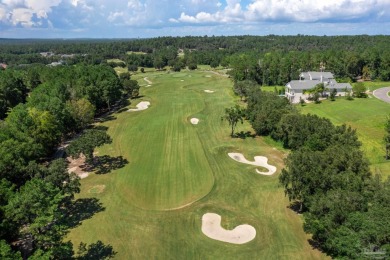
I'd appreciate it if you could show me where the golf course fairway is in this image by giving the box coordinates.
[67,70,328,259]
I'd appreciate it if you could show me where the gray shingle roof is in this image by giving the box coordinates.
[300,71,334,80]
[287,80,319,90]
[286,80,352,90]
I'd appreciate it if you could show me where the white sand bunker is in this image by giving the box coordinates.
[204,90,214,93]
[202,213,256,244]
[228,153,277,175]
[190,118,199,125]
[128,101,150,112]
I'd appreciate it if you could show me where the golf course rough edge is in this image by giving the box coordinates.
[128,101,150,112]
[228,153,277,175]
[202,213,256,244]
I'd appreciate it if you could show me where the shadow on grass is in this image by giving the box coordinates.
[234,131,256,139]
[287,201,304,214]
[93,125,109,131]
[131,95,145,100]
[61,198,105,229]
[93,155,129,174]
[76,240,117,260]
[95,115,117,123]
[308,239,325,252]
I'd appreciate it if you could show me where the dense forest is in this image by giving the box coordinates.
[1,35,390,258]
[0,64,133,258]
[1,35,390,85]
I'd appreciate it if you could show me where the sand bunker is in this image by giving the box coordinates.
[228,153,276,175]
[204,90,214,93]
[202,213,256,244]
[190,118,199,125]
[128,101,150,112]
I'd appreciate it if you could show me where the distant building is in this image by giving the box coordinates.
[47,60,64,67]
[40,52,54,57]
[285,71,352,103]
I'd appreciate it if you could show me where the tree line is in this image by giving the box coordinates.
[228,85,390,258]
[2,35,390,84]
[0,63,136,258]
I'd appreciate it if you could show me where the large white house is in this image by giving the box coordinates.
[285,71,352,103]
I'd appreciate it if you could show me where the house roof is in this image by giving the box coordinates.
[332,83,352,90]
[287,80,319,90]
[300,71,334,80]
[286,80,352,90]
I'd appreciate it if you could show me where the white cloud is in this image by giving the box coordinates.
[11,8,34,27]
[175,0,390,24]
[0,0,62,27]
[107,11,124,22]
[127,0,144,10]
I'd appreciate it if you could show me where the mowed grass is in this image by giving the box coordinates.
[299,96,390,179]
[67,71,328,259]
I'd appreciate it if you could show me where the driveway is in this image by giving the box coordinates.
[373,87,390,103]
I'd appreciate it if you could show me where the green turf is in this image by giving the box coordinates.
[107,58,126,63]
[299,96,390,179]
[67,71,328,259]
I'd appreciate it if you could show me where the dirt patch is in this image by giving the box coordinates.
[67,154,90,179]
[202,213,256,244]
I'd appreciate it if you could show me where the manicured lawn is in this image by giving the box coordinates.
[299,96,390,179]
[67,71,328,259]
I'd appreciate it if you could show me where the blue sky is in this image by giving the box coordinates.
[0,0,390,38]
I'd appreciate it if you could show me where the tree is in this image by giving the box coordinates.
[384,115,390,160]
[329,88,337,101]
[122,79,140,98]
[299,96,305,106]
[246,89,293,136]
[5,178,65,256]
[352,82,367,98]
[344,87,354,100]
[66,129,112,164]
[221,105,245,137]
[66,98,95,132]
[0,240,22,260]
[233,80,257,101]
